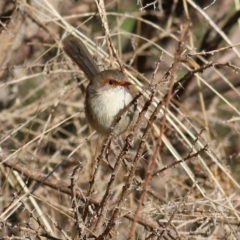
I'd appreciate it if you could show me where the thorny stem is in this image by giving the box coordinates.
[93,90,146,234]
[82,92,141,223]
[98,84,159,239]
[127,35,185,239]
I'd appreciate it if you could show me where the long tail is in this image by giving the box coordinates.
[63,35,99,82]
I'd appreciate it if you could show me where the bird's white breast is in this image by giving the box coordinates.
[85,86,133,135]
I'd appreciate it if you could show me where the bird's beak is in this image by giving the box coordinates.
[119,80,132,87]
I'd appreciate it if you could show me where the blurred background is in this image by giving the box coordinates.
[1,0,240,239]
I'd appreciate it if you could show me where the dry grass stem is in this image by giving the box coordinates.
[1,0,240,239]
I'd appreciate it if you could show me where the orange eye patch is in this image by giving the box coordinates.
[103,78,132,87]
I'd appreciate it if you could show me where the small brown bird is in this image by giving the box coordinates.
[63,36,134,135]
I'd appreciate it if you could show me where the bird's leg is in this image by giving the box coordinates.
[105,138,112,163]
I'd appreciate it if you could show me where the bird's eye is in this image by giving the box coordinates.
[108,79,114,85]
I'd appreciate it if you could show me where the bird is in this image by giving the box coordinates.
[62,35,134,136]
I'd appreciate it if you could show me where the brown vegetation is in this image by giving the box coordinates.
[1,0,240,239]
